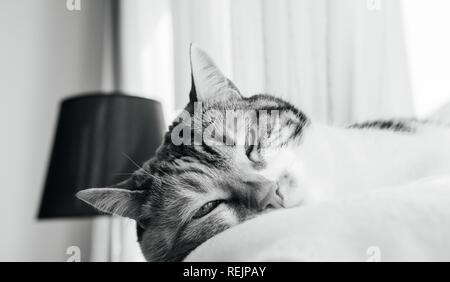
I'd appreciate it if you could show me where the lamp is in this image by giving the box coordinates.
[38,93,165,219]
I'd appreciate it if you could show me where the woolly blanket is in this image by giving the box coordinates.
[186,176,450,261]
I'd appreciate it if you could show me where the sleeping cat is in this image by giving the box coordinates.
[77,44,450,261]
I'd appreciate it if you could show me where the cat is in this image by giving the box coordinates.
[77,44,450,261]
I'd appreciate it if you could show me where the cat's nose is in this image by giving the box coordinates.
[257,182,284,211]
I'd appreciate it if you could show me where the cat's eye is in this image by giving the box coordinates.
[193,200,224,219]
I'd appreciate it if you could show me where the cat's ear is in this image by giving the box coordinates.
[189,43,242,103]
[76,188,145,220]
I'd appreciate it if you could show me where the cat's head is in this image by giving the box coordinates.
[77,44,308,261]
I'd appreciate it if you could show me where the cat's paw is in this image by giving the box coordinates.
[276,171,304,208]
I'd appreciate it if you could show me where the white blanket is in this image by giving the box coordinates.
[186,176,450,262]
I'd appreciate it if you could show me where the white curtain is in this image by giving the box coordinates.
[92,0,413,261]
[117,0,413,124]
[170,0,413,124]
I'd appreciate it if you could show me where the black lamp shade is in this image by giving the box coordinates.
[38,93,165,219]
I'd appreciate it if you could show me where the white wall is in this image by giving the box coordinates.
[0,0,108,261]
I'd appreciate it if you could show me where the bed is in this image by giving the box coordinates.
[185,105,450,262]
[186,176,450,262]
